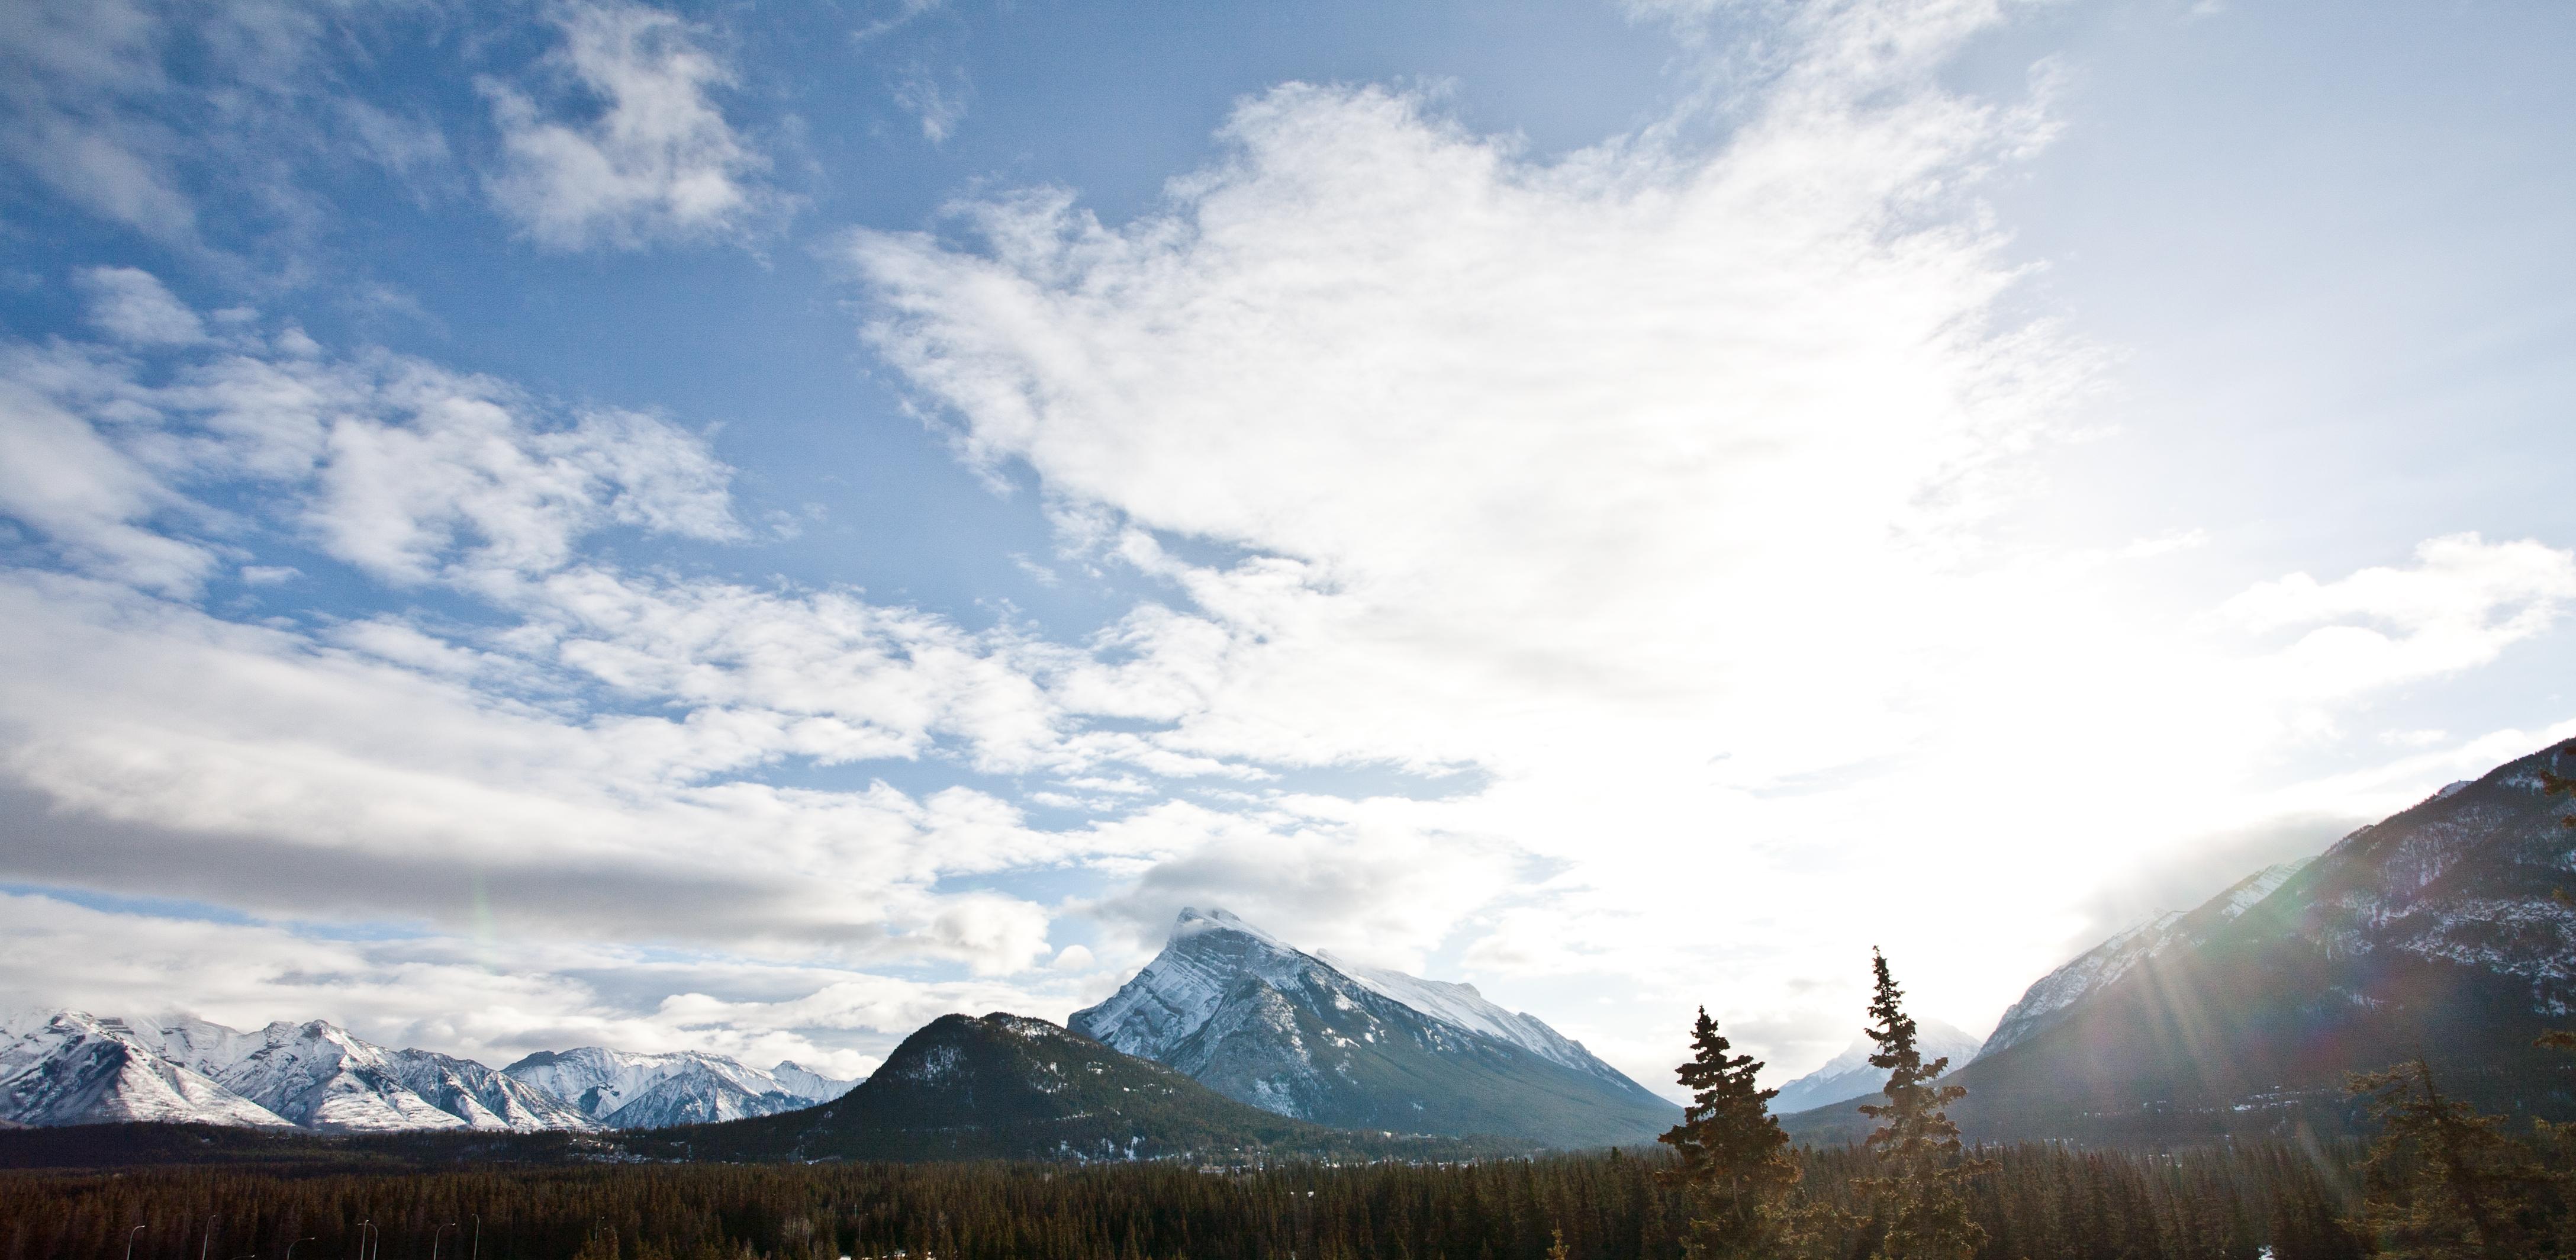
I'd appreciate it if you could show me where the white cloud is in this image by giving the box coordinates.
[851,0,947,46]
[838,0,2576,1087]
[2218,532,2576,699]
[76,266,206,345]
[891,63,968,144]
[0,0,398,254]
[0,319,745,589]
[0,0,196,242]
[0,891,1079,1076]
[4,1,2567,1096]
[0,375,213,594]
[0,275,1202,978]
[482,1,772,250]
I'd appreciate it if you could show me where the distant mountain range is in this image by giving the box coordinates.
[0,1011,852,1133]
[1071,907,1679,1147]
[1785,739,2576,1142]
[1767,1017,1987,1117]
[501,1045,849,1129]
[25,741,2571,1157]
[0,909,1668,1153]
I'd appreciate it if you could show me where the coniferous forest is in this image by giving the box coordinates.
[10,950,2576,1259]
[0,1142,2367,1260]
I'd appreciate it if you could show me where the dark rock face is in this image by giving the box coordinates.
[1788,740,2576,1143]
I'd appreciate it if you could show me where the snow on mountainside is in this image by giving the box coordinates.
[500,1046,848,1129]
[1073,908,1307,1066]
[1769,1018,1986,1117]
[1071,907,1677,1147]
[1321,953,1639,1088]
[1856,745,2576,1142]
[88,1014,597,1133]
[1979,860,2310,1058]
[769,1060,862,1103]
[0,1005,854,1133]
[379,1047,597,1132]
[204,1020,490,1132]
[0,1012,293,1129]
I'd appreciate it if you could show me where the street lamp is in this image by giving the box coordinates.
[468,1214,480,1260]
[355,1221,374,1260]
[200,1215,220,1260]
[125,1224,146,1260]
[284,1239,317,1260]
[430,1223,458,1260]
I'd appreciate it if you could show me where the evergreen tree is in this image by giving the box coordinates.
[1656,1007,1801,1259]
[1855,949,1991,1260]
[2348,1058,2548,1258]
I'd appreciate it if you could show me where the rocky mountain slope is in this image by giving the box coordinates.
[0,1011,849,1134]
[0,1012,294,1129]
[0,1012,588,1132]
[198,1020,593,1132]
[1766,1017,1986,1117]
[501,1046,850,1129]
[1786,741,2576,1142]
[1071,908,1678,1147]
[658,1011,1518,1163]
[1978,862,2310,1058]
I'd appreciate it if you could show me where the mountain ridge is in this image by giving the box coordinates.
[0,1011,850,1134]
[1072,907,1677,1147]
[1785,741,2576,1142]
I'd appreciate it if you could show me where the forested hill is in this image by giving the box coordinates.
[0,1142,2368,1260]
[640,1012,1530,1163]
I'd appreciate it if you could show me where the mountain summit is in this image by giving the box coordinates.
[1071,908,1677,1147]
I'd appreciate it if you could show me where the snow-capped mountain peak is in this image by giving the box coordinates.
[1071,908,1678,1146]
[0,1008,852,1134]
[1071,906,1325,1066]
[0,1011,293,1129]
[500,1046,849,1129]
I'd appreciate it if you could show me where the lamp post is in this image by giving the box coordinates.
[430,1223,457,1260]
[200,1215,220,1260]
[285,1239,317,1260]
[355,1221,373,1260]
[125,1224,146,1260]
[468,1214,480,1260]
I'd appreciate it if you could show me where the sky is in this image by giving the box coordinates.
[0,0,2572,1095]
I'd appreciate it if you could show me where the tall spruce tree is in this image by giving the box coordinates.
[1658,1007,1801,1259]
[2349,1058,2549,1258]
[1856,949,1991,1260]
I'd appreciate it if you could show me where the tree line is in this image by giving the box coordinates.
[0,1136,2359,1260]
[1658,946,2576,1258]
[7,941,2568,1259]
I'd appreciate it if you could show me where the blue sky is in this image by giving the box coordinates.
[1,0,2571,1091]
